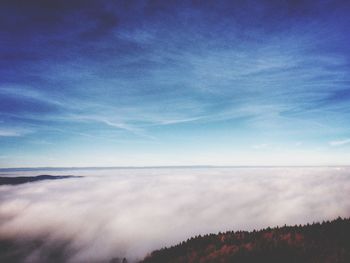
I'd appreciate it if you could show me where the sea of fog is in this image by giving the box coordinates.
[1,167,350,262]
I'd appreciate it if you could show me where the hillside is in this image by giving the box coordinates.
[141,217,350,263]
[0,175,81,185]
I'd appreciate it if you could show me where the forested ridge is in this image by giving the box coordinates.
[141,217,350,263]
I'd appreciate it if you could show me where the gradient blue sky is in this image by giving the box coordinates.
[1,0,350,167]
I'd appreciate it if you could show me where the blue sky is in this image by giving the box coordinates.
[1,0,350,167]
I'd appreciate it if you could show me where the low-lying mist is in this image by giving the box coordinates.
[1,167,350,262]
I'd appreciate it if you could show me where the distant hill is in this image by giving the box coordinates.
[141,217,350,263]
[0,175,81,185]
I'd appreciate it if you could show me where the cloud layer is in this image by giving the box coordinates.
[1,167,350,262]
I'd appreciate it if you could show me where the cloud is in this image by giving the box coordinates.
[0,167,349,262]
[252,143,269,149]
[329,138,350,147]
[0,128,30,137]
[1,1,350,166]
[151,116,204,126]
[64,114,156,140]
[0,130,22,137]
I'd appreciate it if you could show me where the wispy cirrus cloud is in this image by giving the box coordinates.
[252,143,269,150]
[0,128,31,137]
[1,1,350,166]
[329,138,350,147]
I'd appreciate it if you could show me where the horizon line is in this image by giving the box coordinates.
[1,165,350,171]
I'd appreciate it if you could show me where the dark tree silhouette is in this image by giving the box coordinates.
[141,217,350,263]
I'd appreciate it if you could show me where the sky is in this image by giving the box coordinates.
[1,0,350,167]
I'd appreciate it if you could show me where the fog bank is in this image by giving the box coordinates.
[1,167,350,262]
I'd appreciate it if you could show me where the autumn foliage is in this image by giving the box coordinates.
[141,217,350,263]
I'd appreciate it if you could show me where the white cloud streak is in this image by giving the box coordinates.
[0,128,30,137]
[252,143,269,149]
[329,138,350,147]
